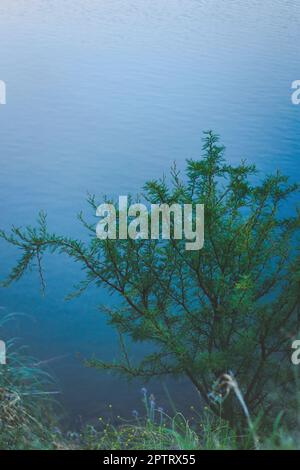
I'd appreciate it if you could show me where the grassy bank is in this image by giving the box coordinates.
[1,333,299,450]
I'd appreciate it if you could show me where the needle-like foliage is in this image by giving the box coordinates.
[1,131,300,422]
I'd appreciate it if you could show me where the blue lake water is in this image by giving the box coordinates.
[0,0,299,426]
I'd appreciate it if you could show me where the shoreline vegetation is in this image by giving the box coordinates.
[1,132,300,450]
[0,328,300,450]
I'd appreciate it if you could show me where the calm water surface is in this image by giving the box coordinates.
[0,0,299,425]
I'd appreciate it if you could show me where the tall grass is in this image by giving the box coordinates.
[1,310,299,450]
[78,375,300,451]
[78,385,254,450]
[0,312,62,449]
